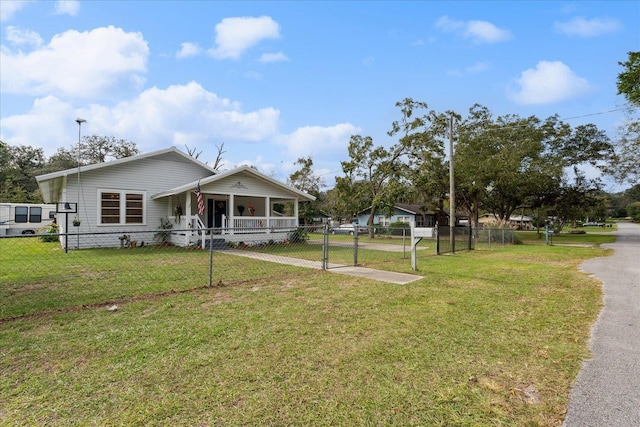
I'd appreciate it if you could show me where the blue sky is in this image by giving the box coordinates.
[1,1,638,190]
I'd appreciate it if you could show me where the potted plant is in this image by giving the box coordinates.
[174,204,183,223]
[72,215,81,226]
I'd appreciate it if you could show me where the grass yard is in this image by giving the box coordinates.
[0,235,611,426]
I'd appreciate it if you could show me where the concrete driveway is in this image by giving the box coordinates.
[563,222,640,426]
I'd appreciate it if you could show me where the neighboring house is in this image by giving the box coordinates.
[356,203,449,228]
[36,147,315,249]
[478,213,534,230]
[508,214,534,230]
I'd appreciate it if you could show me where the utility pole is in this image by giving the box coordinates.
[449,114,455,253]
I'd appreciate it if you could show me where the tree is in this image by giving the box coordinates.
[548,168,603,231]
[184,145,203,159]
[610,114,640,185]
[287,157,324,195]
[337,135,408,237]
[211,142,226,170]
[71,135,139,165]
[455,107,565,233]
[609,52,640,185]
[453,106,613,234]
[287,157,325,224]
[617,51,640,107]
[388,98,450,217]
[628,201,640,222]
[0,142,46,203]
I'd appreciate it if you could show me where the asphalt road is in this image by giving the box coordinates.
[563,222,640,427]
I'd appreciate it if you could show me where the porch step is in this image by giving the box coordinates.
[205,238,229,250]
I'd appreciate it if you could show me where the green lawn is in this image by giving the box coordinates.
[0,236,610,426]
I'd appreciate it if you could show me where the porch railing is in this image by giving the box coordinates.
[232,216,297,230]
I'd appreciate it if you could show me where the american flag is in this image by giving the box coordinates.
[194,181,205,215]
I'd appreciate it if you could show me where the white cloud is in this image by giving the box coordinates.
[554,16,622,37]
[0,0,30,22]
[259,51,289,63]
[507,61,591,105]
[0,96,75,150]
[54,0,80,16]
[176,42,202,58]
[276,123,361,160]
[0,82,282,156]
[5,26,43,47]
[208,16,281,60]
[435,15,511,44]
[0,26,148,99]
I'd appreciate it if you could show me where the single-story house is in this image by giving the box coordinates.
[36,147,315,249]
[356,203,449,228]
[478,213,534,230]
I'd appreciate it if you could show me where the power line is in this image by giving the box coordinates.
[560,108,626,121]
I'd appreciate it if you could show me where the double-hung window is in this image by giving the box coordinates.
[378,216,390,226]
[14,207,28,223]
[397,215,410,224]
[99,190,145,225]
[29,207,42,223]
[14,206,42,223]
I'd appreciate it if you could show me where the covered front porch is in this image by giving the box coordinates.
[167,193,300,247]
[150,165,315,248]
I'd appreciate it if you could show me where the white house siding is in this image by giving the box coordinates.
[64,156,211,249]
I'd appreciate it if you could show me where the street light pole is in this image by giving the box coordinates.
[75,118,86,249]
[449,114,455,253]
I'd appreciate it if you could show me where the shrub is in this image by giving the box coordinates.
[288,227,308,243]
[39,222,59,243]
[154,217,173,242]
[388,222,410,236]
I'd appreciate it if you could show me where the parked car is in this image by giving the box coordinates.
[583,222,605,227]
[329,223,368,235]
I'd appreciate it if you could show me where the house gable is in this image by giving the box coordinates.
[37,147,214,204]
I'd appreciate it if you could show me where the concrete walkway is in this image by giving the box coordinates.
[224,250,424,285]
[563,222,640,426]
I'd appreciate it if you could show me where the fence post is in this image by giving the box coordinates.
[403,228,406,259]
[208,229,214,287]
[322,223,328,270]
[435,222,440,255]
[468,225,472,250]
[353,224,358,266]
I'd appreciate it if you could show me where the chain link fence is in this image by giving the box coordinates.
[475,228,516,248]
[2,224,514,319]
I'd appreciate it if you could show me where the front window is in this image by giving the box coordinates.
[378,216,390,226]
[397,215,410,224]
[99,190,145,225]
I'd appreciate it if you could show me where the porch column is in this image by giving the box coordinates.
[185,192,192,237]
[294,197,299,226]
[265,197,270,229]
[229,194,234,235]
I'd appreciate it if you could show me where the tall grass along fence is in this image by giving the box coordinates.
[1,224,512,319]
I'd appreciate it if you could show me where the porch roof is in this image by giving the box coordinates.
[150,165,316,202]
